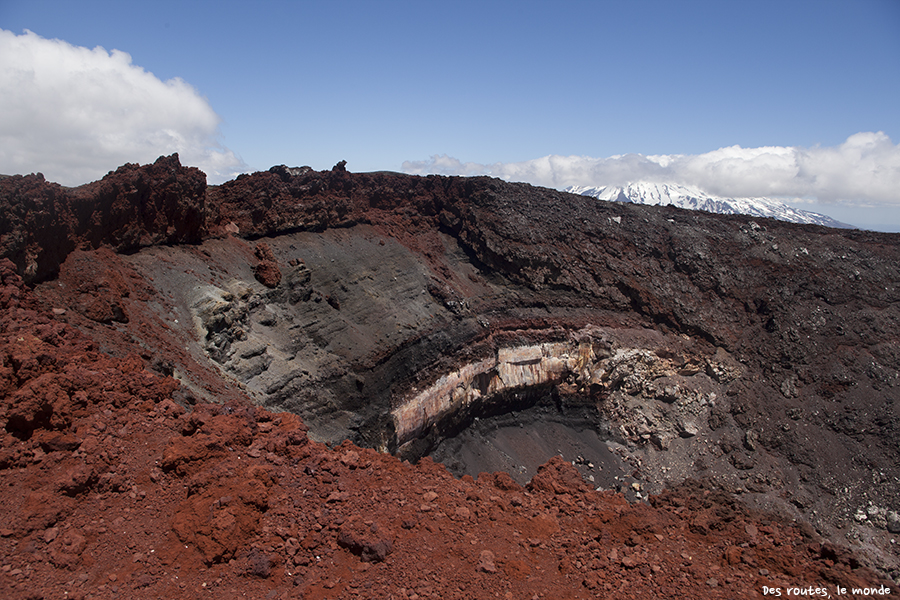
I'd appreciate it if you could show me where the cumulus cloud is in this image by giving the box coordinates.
[0,29,246,185]
[403,132,900,205]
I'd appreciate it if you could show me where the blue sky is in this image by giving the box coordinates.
[2,0,899,230]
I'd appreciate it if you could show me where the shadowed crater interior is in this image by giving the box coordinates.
[428,397,634,490]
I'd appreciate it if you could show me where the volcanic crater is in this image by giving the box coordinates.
[1,155,898,598]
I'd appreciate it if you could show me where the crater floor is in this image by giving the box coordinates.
[429,401,637,492]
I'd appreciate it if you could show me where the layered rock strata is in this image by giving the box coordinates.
[391,328,741,456]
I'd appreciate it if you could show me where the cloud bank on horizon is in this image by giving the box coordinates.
[0,29,245,186]
[403,132,900,206]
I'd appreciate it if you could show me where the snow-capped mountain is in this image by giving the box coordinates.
[565,182,852,228]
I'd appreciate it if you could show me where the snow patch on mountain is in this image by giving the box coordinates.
[565,182,852,228]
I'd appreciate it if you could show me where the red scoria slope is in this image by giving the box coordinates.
[0,156,897,598]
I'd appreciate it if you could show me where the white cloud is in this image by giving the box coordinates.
[403,132,900,205]
[0,29,246,185]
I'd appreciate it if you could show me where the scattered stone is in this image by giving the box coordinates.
[325,491,349,503]
[247,550,273,578]
[337,519,393,563]
[48,530,87,569]
[253,242,282,288]
[133,573,155,588]
[743,430,758,452]
[340,450,360,468]
[43,527,59,543]
[679,419,700,438]
[887,511,900,534]
[478,550,497,573]
[781,376,799,398]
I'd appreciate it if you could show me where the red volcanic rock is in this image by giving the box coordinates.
[171,468,273,564]
[206,166,454,261]
[58,248,134,323]
[70,154,207,251]
[337,517,394,562]
[0,154,205,282]
[477,549,497,573]
[527,456,593,496]
[252,241,281,288]
[0,174,72,282]
[47,528,87,569]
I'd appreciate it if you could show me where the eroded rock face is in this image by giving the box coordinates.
[391,327,742,455]
[392,340,587,450]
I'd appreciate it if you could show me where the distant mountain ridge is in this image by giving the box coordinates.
[565,182,852,228]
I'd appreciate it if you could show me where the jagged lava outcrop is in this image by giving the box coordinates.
[1,155,899,596]
[0,155,206,283]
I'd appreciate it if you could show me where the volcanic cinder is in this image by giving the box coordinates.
[0,155,897,598]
